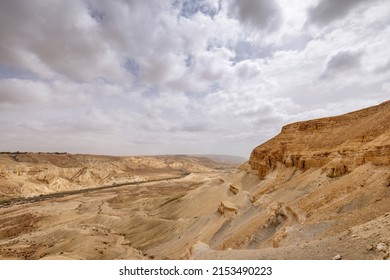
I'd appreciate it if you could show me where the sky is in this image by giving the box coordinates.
[0,0,389,157]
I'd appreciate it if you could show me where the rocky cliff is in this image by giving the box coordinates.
[249,100,390,178]
[188,100,390,259]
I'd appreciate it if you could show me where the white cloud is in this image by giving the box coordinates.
[0,79,51,105]
[0,0,389,157]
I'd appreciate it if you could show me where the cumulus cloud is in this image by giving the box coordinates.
[227,0,282,32]
[321,49,363,78]
[307,0,375,26]
[0,0,389,157]
[0,0,130,82]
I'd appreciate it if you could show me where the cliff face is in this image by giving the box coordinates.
[187,101,390,259]
[249,100,390,178]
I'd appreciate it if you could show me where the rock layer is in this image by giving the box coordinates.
[249,100,390,178]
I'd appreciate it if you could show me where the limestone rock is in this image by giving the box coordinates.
[249,100,390,178]
[366,245,374,251]
[333,254,342,260]
[218,201,237,215]
[323,160,348,178]
[376,243,388,252]
[229,184,240,195]
[190,241,210,255]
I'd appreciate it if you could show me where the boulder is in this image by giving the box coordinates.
[229,184,240,195]
[218,201,237,216]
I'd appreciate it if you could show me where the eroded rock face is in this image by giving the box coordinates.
[322,160,348,178]
[218,201,238,217]
[249,101,390,178]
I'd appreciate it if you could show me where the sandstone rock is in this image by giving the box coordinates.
[229,184,240,195]
[218,201,237,215]
[265,202,303,224]
[251,194,272,206]
[376,243,388,252]
[190,241,210,255]
[366,245,374,251]
[250,194,258,204]
[333,254,342,260]
[324,160,348,178]
[249,100,390,178]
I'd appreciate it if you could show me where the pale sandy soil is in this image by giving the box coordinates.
[0,165,389,260]
[0,172,225,259]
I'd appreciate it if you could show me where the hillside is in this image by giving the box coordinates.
[0,101,389,260]
[0,154,235,202]
[249,100,390,178]
[192,100,390,259]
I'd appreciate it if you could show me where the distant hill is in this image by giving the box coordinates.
[0,153,233,201]
[192,154,247,164]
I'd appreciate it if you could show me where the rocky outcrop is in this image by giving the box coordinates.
[322,159,348,178]
[218,201,238,217]
[249,100,390,178]
[229,184,240,195]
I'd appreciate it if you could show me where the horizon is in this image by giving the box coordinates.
[1,0,390,157]
[0,150,248,160]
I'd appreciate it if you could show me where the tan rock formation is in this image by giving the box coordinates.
[249,100,390,178]
[229,184,240,194]
[218,201,238,216]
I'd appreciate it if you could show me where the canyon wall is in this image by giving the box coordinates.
[249,101,390,178]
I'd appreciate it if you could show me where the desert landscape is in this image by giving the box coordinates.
[0,100,389,260]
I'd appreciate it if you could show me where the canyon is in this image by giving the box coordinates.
[0,101,389,260]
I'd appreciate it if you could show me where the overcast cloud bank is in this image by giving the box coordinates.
[0,0,389,156]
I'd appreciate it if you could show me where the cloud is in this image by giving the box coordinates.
[321,49,363,79]
[307,0,375,26]
[57,109,111,133]
[169,122,208,133]
[382,82,390,92]
[0,0,130,82]
[227,0,282,32]
[0,0,240,92]
[0,0,389,157]
[374,60,390,74]
[0,79,51,105]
